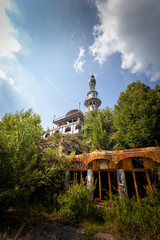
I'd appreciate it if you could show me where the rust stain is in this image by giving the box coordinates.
[70,146,160,166]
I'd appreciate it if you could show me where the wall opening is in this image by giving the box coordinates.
[94,172,99,199]
[70,171,74,182]
[75,171,81,184]
[110,171,118,196]
[101,171,109,200]
[148,169,160,190]
[65,127,71,132]
[135,171,148,198]
[69,171,87,184]
[82,171,87,181]
[125,171,136,198]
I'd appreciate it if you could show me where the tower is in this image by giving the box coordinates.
[84,74,101,111]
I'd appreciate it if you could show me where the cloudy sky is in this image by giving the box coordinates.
[1,0,160,129]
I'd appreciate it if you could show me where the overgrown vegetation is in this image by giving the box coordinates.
[83,107,114,150]
[57,181,99,224]
[83,81,160,150]
[101,189,160,240]
[0,110,69,211]
[1,81,160,239]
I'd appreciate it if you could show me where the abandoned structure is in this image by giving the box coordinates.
[44,109,84,138]
[42,75,160,200]
[69,147,160,201]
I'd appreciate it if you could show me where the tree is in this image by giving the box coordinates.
[114,81,160,149]
[0,109,43,208]
[83,107,114,150]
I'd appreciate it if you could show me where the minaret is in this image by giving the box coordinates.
[84,75,101,111]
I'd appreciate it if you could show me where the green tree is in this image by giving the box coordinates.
[0,109,43,208]
[114,81,160,149]
[83,107,114,150]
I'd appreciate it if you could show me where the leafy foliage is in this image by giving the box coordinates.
[0,109,43,208]
[114,81,160,149]
[83,107,114,150]
[58,181,98,223]
[0,110,69,210]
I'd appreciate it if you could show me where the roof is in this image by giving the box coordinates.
[53,109,84,125]
[71,146,160,165]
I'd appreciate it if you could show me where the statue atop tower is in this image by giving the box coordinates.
[84,75,101,111]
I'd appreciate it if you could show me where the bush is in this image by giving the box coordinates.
[102,189,160,240]
[57,181,98,223]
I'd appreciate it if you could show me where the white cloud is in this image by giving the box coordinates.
[0,69,19,91]
[0,0,21,58]
[73,46,86,73]
[90,0,160,81]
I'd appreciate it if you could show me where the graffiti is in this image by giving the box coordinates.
[117,169,126,198]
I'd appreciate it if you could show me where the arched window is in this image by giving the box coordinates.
[65,127,71,132]
[55,130,59,133]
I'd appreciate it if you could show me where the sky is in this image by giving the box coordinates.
[1,0,160,130]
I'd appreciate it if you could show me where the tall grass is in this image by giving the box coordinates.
[102,188,160,240]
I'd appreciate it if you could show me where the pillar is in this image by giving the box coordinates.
[87,169,93,200]
[117,169,127,198]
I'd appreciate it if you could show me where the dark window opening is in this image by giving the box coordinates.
[94,172,99,199]
[110,171,118,196]
[148,170,160,190]
[68,151,72,155]
[132,157,144,169]
[75,172,81,184]
[65,127,71,132]
[70,171,74,182]
[82,171,87,181]
[135,172,148,198]
[125,171,136,198]
[101,171,109,200]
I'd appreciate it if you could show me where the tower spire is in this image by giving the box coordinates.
[84,75,101,111]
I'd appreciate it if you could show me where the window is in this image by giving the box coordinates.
[65,127,71,132]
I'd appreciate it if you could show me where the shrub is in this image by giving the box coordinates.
[57,181,97,223]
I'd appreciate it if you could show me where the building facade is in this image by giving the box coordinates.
[69,147,160,201]
[44,109,84,138]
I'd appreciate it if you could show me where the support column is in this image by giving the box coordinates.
[87,169,93,200]
[117,169,127,198]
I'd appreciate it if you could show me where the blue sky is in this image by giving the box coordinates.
[1,0,160,130]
